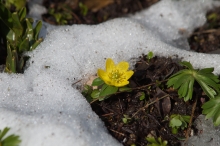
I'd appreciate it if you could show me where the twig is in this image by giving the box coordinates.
[72,79,82,85]
[109,129,125,136]
[131,94,170,118]
[101,113,114,117]
[184,97,197,143]
[192,29,220,35]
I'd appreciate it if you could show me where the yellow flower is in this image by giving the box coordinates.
[98,58,134,87]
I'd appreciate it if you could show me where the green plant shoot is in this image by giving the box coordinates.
[79,2,88,16]
[0,127,21,146]
[0,3,43,73]
[146,51,154,61]
[146,137,168,146]
[169,114,190,134]
[167,61,220,101]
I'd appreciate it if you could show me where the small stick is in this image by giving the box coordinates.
[72,79,82,85]
[101,113,114,117]
[109,129,125,136]
[184,97,197,143]
[192,29,220,35]
[131,94,170,118]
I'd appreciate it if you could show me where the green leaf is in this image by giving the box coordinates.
[171,127,178,134]
[139,92,145,100]
[146,137,168,146]
[167,61,220,101]
[91,89,100,99]
[30,38,43,51]
[19,38,29,53]
[169,114,190,134]
[147,51,153,60]
[169,117,182,127]
[100,84,108,93]
[119,87,132,92]
[202,96,220,126]
[179,61,193,70]
[99,85,118,97]
[0,3,13,29]
[33,21,42,40]
[25,18,34,41]
[91,77,104,86]
[122,118,127,124]
[0,127,10,140]
[0,127,21,146]
[2,135,21,146]
[11,12,23,36]
[182,115,190,123]
[82,85,92,95]
[18,7,26,22]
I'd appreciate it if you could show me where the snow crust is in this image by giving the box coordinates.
[1,0,220,145]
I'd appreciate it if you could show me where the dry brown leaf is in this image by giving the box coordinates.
[81,0,114,12]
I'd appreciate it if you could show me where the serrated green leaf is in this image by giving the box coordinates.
[198,68,214,74]
[197,80,217,98]
[99,85,118,97]
[2,134,21,146]
[0,127,21,146]
[182,115,190,123]
[0,127,10,140]
[91,77,104,86]
[180,61,194,70]
[202,96,220,126]
[167,61,220,101]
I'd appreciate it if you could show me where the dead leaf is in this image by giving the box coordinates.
[81,0,114,12]
[154,87,171,117]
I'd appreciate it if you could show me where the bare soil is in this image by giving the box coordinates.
[1,1,220,145]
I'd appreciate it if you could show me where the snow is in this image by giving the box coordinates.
[1,0,220,146]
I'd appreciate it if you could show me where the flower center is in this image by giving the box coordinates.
[109,69,125,83]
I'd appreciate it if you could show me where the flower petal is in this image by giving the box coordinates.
[97,69,111,85]
[124,71,134,80]
[106,58,115,72]
[115,80,129,87]
[117,61,129,71]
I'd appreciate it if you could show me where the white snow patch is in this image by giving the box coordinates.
[1,0,220,146]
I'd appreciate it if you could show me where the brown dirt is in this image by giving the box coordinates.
[188,6,220,53]
[88,55,204,146]
[1,1,220,145]
[42,0,159,25]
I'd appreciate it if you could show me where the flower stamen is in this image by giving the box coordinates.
[108,69,126,84]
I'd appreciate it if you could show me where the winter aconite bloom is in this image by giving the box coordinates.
[98,58,134,87]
